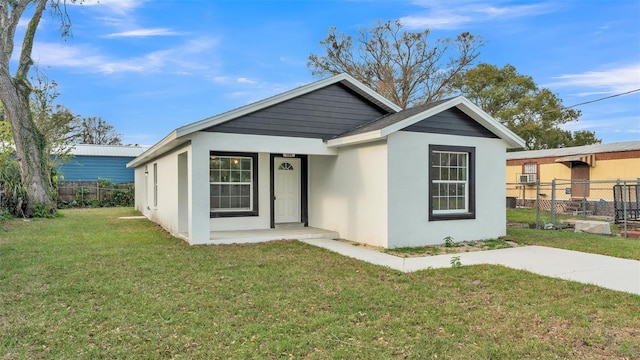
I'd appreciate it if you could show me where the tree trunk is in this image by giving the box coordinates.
[0,69,54,216]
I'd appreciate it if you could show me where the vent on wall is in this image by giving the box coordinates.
[518,173,536,184]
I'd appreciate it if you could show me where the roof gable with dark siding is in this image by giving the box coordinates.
[204,83,389,139]
[334,100,498,139]
[404,107,498,138]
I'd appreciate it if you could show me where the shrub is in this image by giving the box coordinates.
[104,188,134,207]
[443,236,455,247]
[32,202,58,218]
[0,209,12,221]
[58,180,135,208]
[0,161,27,217]
[74,187,91,207]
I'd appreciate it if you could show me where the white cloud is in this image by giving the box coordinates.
[31,42,107,69]
[213,76,231,83]
[76,0,144,15]
[548,63,640,95]
[401,1,558,29]
[593,24,610,36]
[474,3,553,17]
[400,14,471,30]
[31,37,218,75]
[17,17,30,29]
[226,91,251,99]
[210,76,260,86]
[212,78,303,105]
[74,0,150,31]
[106,28,179,38]
[237,77,257,84]
[279,56,307,67]
[561,115,640,138]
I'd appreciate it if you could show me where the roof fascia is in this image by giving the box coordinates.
[326,130,384,148]
[338,73,402,113]
[126,130,178,168]
[455,97,526,149]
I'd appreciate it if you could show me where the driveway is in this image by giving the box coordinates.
[301,239,640,296]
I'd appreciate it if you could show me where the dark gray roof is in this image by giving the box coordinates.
[332,98,453,139]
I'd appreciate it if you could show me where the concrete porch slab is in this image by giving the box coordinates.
[209,226,339,245]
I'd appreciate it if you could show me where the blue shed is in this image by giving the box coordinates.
[57,144,147,183]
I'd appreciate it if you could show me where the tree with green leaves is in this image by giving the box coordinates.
[0,0,79,216]
[31,68,79,161]
[0,67,78,216]
[448,63,600,150]
[308,20,484,108]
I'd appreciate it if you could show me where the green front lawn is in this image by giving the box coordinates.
[507,208,640,261]
[507,208,594,225]
[1,208,639,359]
[506,227,640,261]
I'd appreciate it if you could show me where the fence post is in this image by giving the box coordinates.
[550,179,556,225]
[535,180,541,229]
[622,181,628,238]
[582,181,588,220]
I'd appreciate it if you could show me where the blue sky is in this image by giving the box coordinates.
[20,0,640,146]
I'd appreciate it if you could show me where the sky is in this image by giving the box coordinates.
[15,0,640,146]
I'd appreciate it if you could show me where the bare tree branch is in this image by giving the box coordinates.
[309,20,484,108]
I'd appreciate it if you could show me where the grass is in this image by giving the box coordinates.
[505,227,640,261]
[507,208,640,261]
[507,208,600,226]
[1,208,639,359]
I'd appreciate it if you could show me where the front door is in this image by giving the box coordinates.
[274,157,301,223]
[571,162,590,198]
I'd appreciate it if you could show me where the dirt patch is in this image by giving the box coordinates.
[333,238,386,252]
[334,238,523,258]
[507,222,534,228]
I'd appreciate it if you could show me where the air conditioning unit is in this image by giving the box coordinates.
[518,173,536,184]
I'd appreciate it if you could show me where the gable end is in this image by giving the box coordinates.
[404,107,498,138]
[204,83,388,139]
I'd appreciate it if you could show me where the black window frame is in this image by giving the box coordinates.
[429,145,476,221]
[153,163,158,208]
[209,151,259,218]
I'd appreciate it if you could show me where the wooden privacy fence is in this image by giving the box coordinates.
[56,181,134,207]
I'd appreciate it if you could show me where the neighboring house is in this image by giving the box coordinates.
[127,73,524,247]
[506,141,640,199]
[58,144,147,183]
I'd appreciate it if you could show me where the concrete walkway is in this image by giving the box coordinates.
[301,239,640,296]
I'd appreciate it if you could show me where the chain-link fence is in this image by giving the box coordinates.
[507,179,640,236]
[56,181,134,208]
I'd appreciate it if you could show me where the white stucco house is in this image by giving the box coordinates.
[127,73,525,248]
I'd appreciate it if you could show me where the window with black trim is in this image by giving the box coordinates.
[429,145,475,221]
[153,163,158,208]
[210,152,258,217]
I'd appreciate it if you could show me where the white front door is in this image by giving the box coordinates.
[274,157,301,223]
